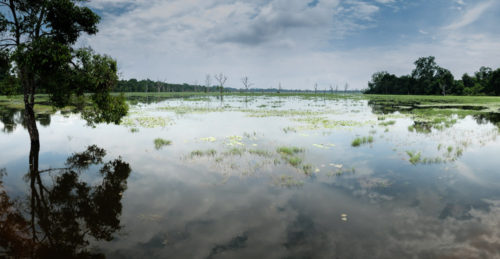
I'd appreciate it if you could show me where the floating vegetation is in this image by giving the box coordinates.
[226,136,244,146]
[312,143,335,149]
[200,137,217,142]
[158,105,224,115]
[122,116,172,128]
[130,128,139,133]
[154,138,172,150]
[294,117,369,130]
[379,120,396,127]
[351,136,374,147]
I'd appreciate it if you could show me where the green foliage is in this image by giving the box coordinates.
[276,146,304,156]
[154,138,172,150]
[1,0,127,125]
[365,56,500,96]
[351,136,374,147]
[406,151,422,165]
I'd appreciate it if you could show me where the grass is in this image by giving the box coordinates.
[154,138,172,150]
[351,136,374,147]
[248,149,272,157]
[406,151,422,165]
[276,146,304,156]
[379,120,396,126]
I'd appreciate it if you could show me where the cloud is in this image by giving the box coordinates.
[444,0,495,30]
[80,0,500,90]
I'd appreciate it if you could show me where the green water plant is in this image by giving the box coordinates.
[351,136,374,147]
[154,138,172,150]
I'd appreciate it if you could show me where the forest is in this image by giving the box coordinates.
[364,56,500,96]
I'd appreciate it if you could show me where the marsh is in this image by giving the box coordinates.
[2,93,500,258]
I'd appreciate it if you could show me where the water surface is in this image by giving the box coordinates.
[1,95,500,258]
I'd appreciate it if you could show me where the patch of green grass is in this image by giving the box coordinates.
[277,146,304,156]
[154,138,172,150]
[351,136,374,147]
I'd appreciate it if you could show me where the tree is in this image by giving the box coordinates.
[489,68,500,96]
[278,82,282,94]
[214,73,227,96]
[314,83,318,94]
[436,67,454,96]
[205,74,211,93]
[0,50,19,95]
[0,0,128,197]
[241,76,252,93]
[344,83,349,93]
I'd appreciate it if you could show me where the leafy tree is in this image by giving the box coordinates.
[0,0,128,139]
[488,68,500,96]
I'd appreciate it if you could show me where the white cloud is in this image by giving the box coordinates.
[444,0,495,30]
[80,0,500,90]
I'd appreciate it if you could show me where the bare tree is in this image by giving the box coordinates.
[330,84,334,94]
[214,73,227,96]
[344,83,349,94]
[205,74,211,93]
[314,83,318,95]
[241,76,253,93]
[335,84,339,93]
[278,82,282,94]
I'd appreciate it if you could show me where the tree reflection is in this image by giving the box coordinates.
[0,144,131,258]
[0,107,52,133]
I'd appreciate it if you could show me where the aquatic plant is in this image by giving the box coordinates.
[154,138,172,150]
[351,136,374,147]
[406,151,421,165]
[379,120,396,126]
[277,146,304,156]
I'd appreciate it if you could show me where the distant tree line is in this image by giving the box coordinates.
[112,78,362,94]
[364,56,500,96]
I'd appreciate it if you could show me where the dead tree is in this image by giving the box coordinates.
[241,76,253,93]
[214,73,227,96]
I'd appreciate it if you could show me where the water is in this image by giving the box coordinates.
[1,95,500,258]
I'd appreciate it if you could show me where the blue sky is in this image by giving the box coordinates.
[82,0,500,89]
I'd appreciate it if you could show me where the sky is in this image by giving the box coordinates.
[81,0,500,90]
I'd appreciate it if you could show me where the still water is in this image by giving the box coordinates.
[1,95,500,258]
